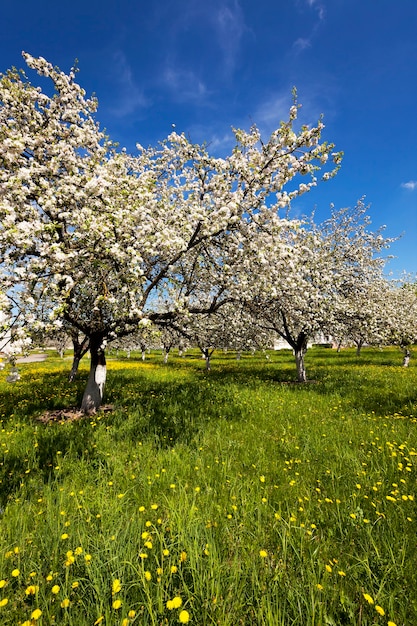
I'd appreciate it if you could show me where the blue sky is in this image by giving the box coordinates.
[2,0,416,275]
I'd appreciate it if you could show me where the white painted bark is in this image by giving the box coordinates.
[295,348,307,383]
[81,337,106,413]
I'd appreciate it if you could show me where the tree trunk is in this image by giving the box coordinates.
[201,348,211,371]
[80,335,106,414]
[356,340,363,357]
[69,333,90,382]
[141,350,146,361]
[403,349,410,367]
[69,355,81,383]
[295,347,307,382]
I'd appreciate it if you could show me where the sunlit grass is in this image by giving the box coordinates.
[0,346,416,624]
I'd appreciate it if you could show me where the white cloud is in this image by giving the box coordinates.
[401,181,417,191]
[292,0,325,54]
[213,0,247,74]
[162,66,209,103]
[253,85,331,137]
[293,37,312,53]
[109,51,148,117]
[305,0,325,21]
[254,93,294,131]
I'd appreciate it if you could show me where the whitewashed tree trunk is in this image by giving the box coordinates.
[295,347,307,382]
[163,349,169,364]
[141,350,146,361]
[81,335,106,414]
[403,349,410,367]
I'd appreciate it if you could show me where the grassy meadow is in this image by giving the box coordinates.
[0,346,416,625]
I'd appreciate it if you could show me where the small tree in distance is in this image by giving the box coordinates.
[244,202,395,382]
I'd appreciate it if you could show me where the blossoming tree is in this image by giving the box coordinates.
[0,53,341,412]
[245,202,394,381]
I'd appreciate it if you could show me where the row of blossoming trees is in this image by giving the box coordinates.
[1,54,416,412]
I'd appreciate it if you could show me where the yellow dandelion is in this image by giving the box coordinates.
[94,617,104,625]
[387,622,397,626]
[31,609,42,620]
[51,584,60,594]
[61,533,69,540]
[64,554,75,566]
[144,571,152,581]
[316,584,323,590]
[259,550,268,558]
[179,609,190,623]
[85,554,92,563]
[375,605,385,616]
[112,579,122,594]
[128,610,136,618]
[363,593,374,604]
[25,585,39,595]
[72,581,79,589]
[11,568,20,577]
[61,598,70,608]
[0,598,8,607]
[112,599,122,609]
[325,564,332,573]
[180,551,187,562]
[151,503,158,510]
[260,475,266,483]
[338,571,346,577]
[171,565,178,574]
[163,549,170,556]
[0,580,7,589]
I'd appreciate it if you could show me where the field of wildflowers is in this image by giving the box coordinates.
[0,347,416,625]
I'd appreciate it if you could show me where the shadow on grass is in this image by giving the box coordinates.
[103,372,248,447]
[0,418,99,508]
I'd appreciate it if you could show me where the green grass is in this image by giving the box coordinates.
[0,346,416,625]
